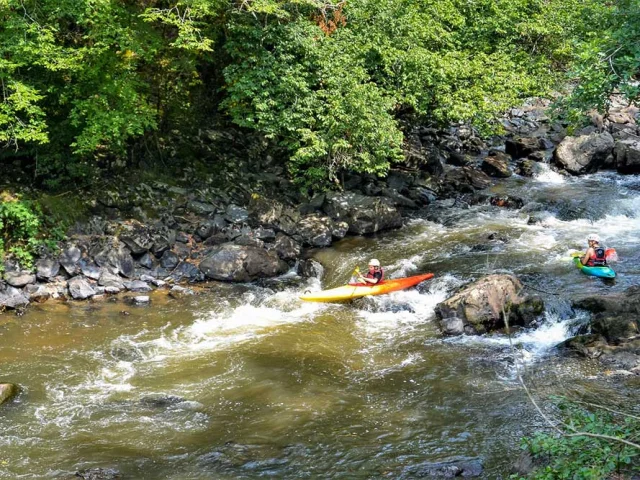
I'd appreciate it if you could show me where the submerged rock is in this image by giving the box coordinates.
[0,383,18,405]
[75,467,122,480]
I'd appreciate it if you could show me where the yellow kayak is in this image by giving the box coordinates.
[300,273,435,303]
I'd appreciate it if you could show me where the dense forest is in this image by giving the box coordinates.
[1,0,638,189]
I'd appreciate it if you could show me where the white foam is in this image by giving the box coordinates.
[533,163,566,184]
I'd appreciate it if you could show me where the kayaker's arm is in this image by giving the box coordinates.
[581,248,593,266]
[358,275,379,285]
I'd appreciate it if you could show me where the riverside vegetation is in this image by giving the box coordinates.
[1,0,640,478]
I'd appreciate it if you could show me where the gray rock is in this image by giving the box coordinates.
[132,296,150,304]
[169,285,195,298]
[323,192,403,235]
[120,226,154,255]
[199,244,287,282]
[98,270,125,290]
[225,204,249,224]
[137,252,155,269]
[481,153,513,178]
[298,259,324,279]
[60,245,82,275]
[274,233,301,261]
[123,280,152,292]
[105,286,121,294]
[4,271,36,287]
[505,136,540,158]
[187,200,217,215]
[68,276,96,300]
[170,261,203,283]
[80,260,102,280]
[0,286,30,309]
[75,467,122,480]
[296,215,333,247]
[554,132,615,174]
[160,251,180,269]
[36,257,60,281]
[94,242,135,278]
[25,284,51,303]
[614,139,640,174]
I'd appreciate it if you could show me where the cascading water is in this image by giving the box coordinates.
[1,172,639,479]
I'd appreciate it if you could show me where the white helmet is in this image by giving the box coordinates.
[587,233,600,243]
[368,258,381,267]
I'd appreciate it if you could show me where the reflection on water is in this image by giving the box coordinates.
[1,173,639,478]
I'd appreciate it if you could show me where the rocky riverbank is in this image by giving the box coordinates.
[1,96,639,366]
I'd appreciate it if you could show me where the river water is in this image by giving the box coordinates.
[1,168,639,479]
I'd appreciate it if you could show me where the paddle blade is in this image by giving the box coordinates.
[605,248,618,262]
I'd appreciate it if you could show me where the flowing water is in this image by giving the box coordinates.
[1,170,640,479]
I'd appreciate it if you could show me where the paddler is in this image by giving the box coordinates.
[581,234,607,266]
[357,259,383,285]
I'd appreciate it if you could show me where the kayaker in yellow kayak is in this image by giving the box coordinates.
[356,259,384,285]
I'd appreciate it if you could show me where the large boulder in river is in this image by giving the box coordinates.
[613,139,640,174]
[323,192,403,235]
[481,152,512,178]
[199,244,288,282]
[0,383,18,406]
[554,132,614,174]
[435,274,543,335]
[0,285,30,309]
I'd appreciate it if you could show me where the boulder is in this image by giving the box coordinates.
[59,244,82,276]
[98,270,125,290]
[295,215,333,247]
[0,285,30,309]
[613,139,640,174]
[68,276,96,300]
[119,225,154,255]
[554,132,615,174]
[94,241,135,278]
[169,261,203,283]
[199,244,288,282]
[505,136,540,159]
[481,152,512,178]
[123,280,152,293]
[323,192,403,235]
[35,257,60,281]
[274,233,301,261]
[0,383,18,405]
[25,284,51,303]
[435,274,543,335]
[4,271,36,287]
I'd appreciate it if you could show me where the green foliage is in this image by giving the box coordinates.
[514,399,640,480]
[0,194,53,270]
[554,0,640,119]
[0,0,633,188]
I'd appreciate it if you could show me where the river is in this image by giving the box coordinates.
[1,168,639,479]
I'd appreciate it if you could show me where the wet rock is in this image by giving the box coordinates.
[613,139,640,174]
[36,257,60,281]
[381,188,418,208]
[169,285,195,298]
[105,286,121,294]
[462,167,492,190]
[74,467,122,480]
[274,233,301,261]
[4,271,36,287]
[175,231,190,243]
[554,132,615,174]
[170,261,203,283]
[0,285,30,309]
[25,284,51,303]
[481,152,512,178]
[68,276,96,300]
[516,159,540,177]
[234,234,264,248]
[323,192,403,235]
[254,227,276,241]
[149,230,174,256]
[0,383,18,406]
[448,151,475,167]
[331,220,349,240]
[402,458,483,478]
[436,274,542,335]
[558,334,609,359]
[298,259,324,279]
[248,196,284,227]
[132,295,150,304]
[123,280,152,293]
[140,394,187,407]
[505,136,540,159]
[199,244,288,282]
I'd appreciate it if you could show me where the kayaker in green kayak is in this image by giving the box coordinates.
[356,259,384,285]
[580,234,607,267]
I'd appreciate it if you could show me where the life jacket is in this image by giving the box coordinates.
[365,268,384,282]
[587,246,607,266]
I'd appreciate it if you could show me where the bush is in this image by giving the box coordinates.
[515,398,640,479]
